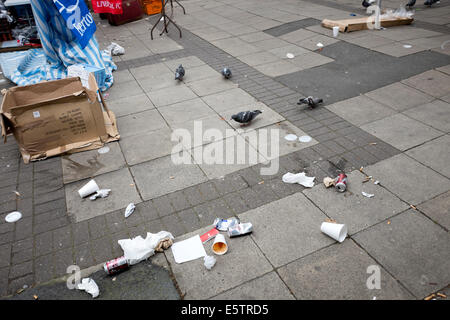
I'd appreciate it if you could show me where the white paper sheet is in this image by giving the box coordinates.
[171,235,207,264]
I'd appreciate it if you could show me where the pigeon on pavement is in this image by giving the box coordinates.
[231,110,262,126]
[297,96,323,108]
[175,64,185,81]
[221,67,232,79]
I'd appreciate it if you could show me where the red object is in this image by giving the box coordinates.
[103,256,129,275]
[106,0,144,26]
[92,0,123,14]
[335,173,348,192]
[200,228,219,243]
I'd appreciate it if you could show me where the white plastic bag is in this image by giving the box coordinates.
[77,278,99,298]
[118,231,174,265]
[204,255,216,270]
[282,172,315,188]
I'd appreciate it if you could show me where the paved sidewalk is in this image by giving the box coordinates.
[0,0,449,300]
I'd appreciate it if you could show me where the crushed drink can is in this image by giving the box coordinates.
[335,173,348,192]
[228,222,253,237]
[214,217,240,231]
[103,256,129,275]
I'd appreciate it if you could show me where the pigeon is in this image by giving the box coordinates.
[406,0,416,7]
[297,96,323,108]
[175,64,185,81]
[231,110,262,126]
[362,0,375,8]
[424,0,438,6]
[221,67,232,79]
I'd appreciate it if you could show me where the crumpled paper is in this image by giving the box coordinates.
[124,203,135,218]
[323,177,335,188]
[282,172,315,188]
[77,278,99,298]
[107,42,125,56]
[118,231,174,265]
[204,255,216,270]
[89,189,111,200]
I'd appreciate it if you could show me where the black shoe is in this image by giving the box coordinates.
[424,0,438,6]
[406,0,416,7]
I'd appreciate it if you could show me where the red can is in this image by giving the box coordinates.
[103,256,129,275]
[335,173,348,192]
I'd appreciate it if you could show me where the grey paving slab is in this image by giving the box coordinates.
[303,170,409,234]
[360,113,443,151]
[326,95,397,127]
[165,226,273,300]
[130,155,208,200]
[189,135,263,180]
[376,27,443,42]
[171,115,237,149]
[296,34,340,51]
[158,98,216,126]
[163,56,206,71]
[211,272,295,300]
[105,80,144,100]
[237,51,280,67]
[238,192,333,268]
[437,64,450,75]
[147,84,198,107]
[403,100,450,133]
[353,210,450,299]
[278,239,414,300]
[365,82,434,112]
[181,64,219,83]
[344,34,395,49]
[405,135,450,178]
[107,93,155,118]
[245,121,318,160]
[119,127,177,166]
[117,109,169,138]
[417,191,450,230]
[253,38,292,50]
[280,28,317,43]
[268,44,311,59]
[187,77,237,97]
[143,35,184,54]
[288,51,335,69]
[254,60,303,77]
[363,154,450,205]
[65,168,142,222]
[211,37,261,56]
[239,31,275,43]
[372,42,427,58]
[201,88,258,113]
[137,73,185,93]
[402,70,450,98]
[61,141,127,184]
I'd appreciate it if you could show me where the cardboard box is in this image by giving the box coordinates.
[1,74,120,163]
[322,16,413,32]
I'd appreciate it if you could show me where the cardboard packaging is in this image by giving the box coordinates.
[1,74,120,163]
[322,16,413,33]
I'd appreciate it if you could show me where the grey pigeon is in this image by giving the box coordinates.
[231,110,262,125]
[362,0,374,8]
[424,0,438,6]
[406,0,416,7]
[175,64,185,81]
[221,67,232,79]
[297,96,323,108]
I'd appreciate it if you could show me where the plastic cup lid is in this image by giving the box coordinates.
[5,211,22,223]
[299,135,312,143]
[286,53,295,59]
[284,134,298,141]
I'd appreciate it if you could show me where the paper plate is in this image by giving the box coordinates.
[299,135,312,143]
[284,134,298,141]
[5,211,22,223]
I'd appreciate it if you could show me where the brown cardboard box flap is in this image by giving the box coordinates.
[322,16,413,32]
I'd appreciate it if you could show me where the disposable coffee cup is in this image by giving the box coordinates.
[78,179,100,198]
[212,234,228,255]
[333,26,339,37]
[321,222,347,243]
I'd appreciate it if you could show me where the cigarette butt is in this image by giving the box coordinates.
[410,205,417,210]
[437,293,447,298]
[369,142,377,145]
[424,294,436,300]
[33,295,38,300]
[258,181,264,185]
[387,220,391,225]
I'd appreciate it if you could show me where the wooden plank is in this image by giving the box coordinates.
[322,16,414,33]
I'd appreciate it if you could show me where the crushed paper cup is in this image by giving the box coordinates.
[228,222,253,237]
[214,217,239,231]
[77,278,99,298]
[212,234,228,255]
[323,177,335,188]
[321,222,347,243]
[78,180,100,198]
[333,26,339,37]
[124,203,136,218]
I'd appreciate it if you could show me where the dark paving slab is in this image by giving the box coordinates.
[263,18,321,37]
[275,41,450,104]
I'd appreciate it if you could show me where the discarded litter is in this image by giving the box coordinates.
[333,26,340,37]
[282,172,315,188]
[124,203,136,218]
[403,44,412,49]
[335,173,348,192]
[284,134,298,141]
[104,256,129,275]
[214,217,240,231]
[77,278,99,298]
[98,146,110,154]
[212,234,228,255]
[286,53,295,59]
[323,177,335,188]
[228,222,253,237]
[89,189,112,201]
[362,191,375,198]
[374,180,380,185]
[78,179,100,198]
[106,42,125,56]
[321,221,347,243]
[5,211,22,223]
[316,42,324,48]
[171,235,206,264]
[204,255,217,270]
[118,231,174,265]
[298,135,312,143]
[200,228,219,243]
